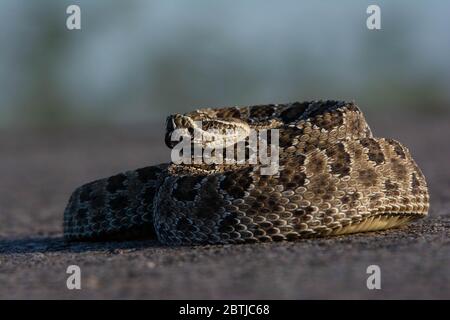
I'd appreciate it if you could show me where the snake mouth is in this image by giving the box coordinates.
[165,131,177,149]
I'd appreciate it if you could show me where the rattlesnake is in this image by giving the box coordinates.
[63,100,429,245]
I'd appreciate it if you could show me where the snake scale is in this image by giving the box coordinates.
[64,100,429,245]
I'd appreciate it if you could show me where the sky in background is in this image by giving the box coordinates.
[0,0,449,127]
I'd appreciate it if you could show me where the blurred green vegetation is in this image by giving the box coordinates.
[0,0,449,128]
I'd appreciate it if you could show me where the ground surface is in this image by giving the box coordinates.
[0,114,449,299]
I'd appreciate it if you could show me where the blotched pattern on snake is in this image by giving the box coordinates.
[64,100,429,245]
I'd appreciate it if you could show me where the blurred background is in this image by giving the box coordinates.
[1,1,449,299]
[0,0,449,128]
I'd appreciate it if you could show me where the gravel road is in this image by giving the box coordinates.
[0,113,449,299]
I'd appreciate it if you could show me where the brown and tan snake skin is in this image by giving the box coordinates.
[63,100,429,245]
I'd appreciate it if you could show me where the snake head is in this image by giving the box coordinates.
[165,112,251,149]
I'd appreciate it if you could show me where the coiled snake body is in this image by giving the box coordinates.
[64,101,429,245]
